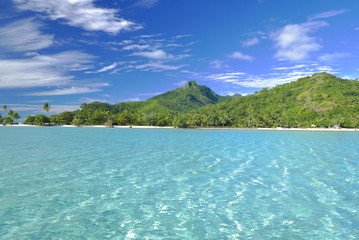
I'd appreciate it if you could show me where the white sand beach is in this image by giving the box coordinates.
[1,124,358,131]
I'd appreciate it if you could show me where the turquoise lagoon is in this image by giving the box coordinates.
[0,127,358,239]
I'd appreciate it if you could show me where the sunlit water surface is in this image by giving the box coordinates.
[0,127,358,239]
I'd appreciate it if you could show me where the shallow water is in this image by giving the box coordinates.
[0,127,358,239]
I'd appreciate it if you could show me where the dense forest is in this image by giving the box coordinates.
[23,73,359,128]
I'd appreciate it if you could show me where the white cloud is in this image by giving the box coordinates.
[93,62,119,73]
[173,34,191,39]
[13,0,142,34]
[206,64,338,88]
[272,21,328,61]
[209,60,229,69]
[316,65,336,72]
[27,100,53,103]
[133,0,159,9]
[121,97,141,102]
[130,49,189,61]
[272,64,307,70]
[318,52,349,62]
[29,86,103,96]
[228,51,255,61]
[0,51,94,88]
[220,91,250,96]
[46,104,81,113]
[130,49,174,60]
[123,44,151,51]
[136,33,163,39]
[2,103,79,114]
[235,75,303,88]
[0,18,53,52]
[134,62,186,71]
[207,72,246,83]
[309,9,348,21]
[242,37,259,47]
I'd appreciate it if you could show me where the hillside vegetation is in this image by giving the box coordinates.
[27,73,359,128]
[179,73,359,128]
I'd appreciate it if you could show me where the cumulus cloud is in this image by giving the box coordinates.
[242,37,259,47]
[272,21,329,61]
[309,9,348,21]
[0,51,94,88]
[228,51,255,61]
[0,18,53,52]
[13,0,142,34]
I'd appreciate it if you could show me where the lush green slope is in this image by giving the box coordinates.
[48,81,228,125]
[140,81,229,113]
[45,73,359,127]
[80,80,227,114]
[179,73,359,128]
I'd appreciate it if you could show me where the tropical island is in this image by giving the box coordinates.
[3,73,359,129]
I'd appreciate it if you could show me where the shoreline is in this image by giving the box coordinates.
[195,127,358,132]
[1,124,358,132]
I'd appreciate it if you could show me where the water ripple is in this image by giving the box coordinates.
[0,128,358,239]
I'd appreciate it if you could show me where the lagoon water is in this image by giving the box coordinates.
[0,127,358,239]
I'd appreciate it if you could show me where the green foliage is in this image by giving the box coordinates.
[43,103,51,112]
[50,111,75,125]
[4,117,14,125]
[12,113,21,120]
[7,110,14,117]
[34,115,50,126]
[24,115,36,125]
[23,74,359,128]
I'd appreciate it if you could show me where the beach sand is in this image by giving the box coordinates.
[1,124,358,131]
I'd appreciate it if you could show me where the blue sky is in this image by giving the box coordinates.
[1,0,359,117]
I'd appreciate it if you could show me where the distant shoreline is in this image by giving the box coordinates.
[195,127,358,132]
[1,124,358,132]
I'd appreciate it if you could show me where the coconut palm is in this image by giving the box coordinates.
[2,105,7,111]
[43,103,51,112]
[12,113,21,121]
[8,109,14,117]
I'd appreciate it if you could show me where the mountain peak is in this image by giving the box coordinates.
[310,72,336,82]
[183,81,198,89]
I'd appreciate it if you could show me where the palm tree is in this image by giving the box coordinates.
[2,105,7,111]
[43,103,51,112]
[12,113,21,121]
[8,109,14,117]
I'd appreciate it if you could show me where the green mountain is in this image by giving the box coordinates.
[81,80,228,114]
[182,72,359,128]
[46,73,359,128]
[138,80,229,113]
